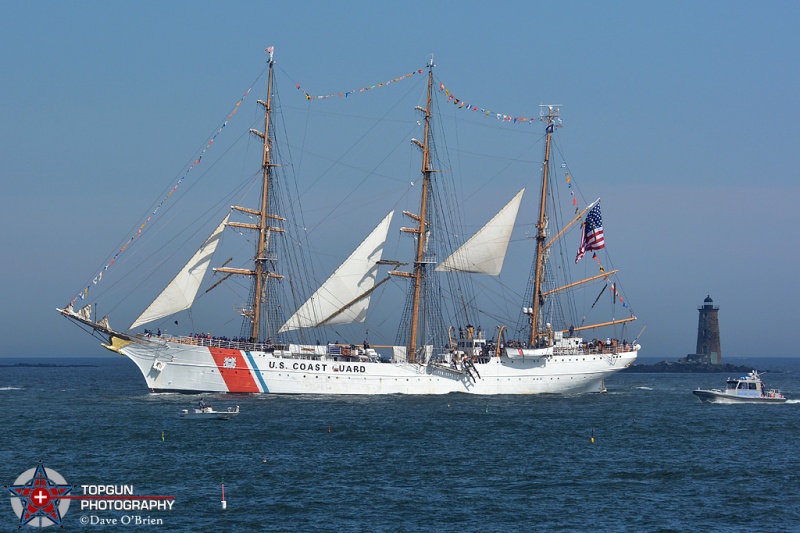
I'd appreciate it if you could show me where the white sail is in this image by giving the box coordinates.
[279,211,394,332]
[436,189,524,275]
[130,214,230,329]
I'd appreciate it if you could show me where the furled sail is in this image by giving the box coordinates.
[130,214,230,329]
[279,211,394,332]
[436,189,524,275]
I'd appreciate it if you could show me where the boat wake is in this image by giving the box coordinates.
[785,399,800,404]
[635,386,653,390]
[0,386,23,391]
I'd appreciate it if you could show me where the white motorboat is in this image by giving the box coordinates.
[693,370,787,404]
[179,404,240,419]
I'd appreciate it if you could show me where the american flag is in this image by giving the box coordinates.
[575,202,605,263]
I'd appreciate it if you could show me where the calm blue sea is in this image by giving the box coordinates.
[2,355,799,532]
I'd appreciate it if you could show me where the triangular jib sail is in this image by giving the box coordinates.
[130,214,230,329]
[436,189,524,275]
[279,211,394,333]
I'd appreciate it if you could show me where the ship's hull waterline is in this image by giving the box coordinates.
[118,339,637,395]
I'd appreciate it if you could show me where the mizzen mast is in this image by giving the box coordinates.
[215,47,284,341]
[528,105,561,347]
[525,106,635,343]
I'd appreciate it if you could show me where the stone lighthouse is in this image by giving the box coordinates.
[687,295,722,365]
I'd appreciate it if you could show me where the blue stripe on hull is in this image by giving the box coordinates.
[245,351,269,393]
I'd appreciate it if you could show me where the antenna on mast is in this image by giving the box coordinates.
[539,104,563,128]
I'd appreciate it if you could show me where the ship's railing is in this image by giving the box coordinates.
[155,334,377,360]
[551,342,635,356]
[159,334,280,353]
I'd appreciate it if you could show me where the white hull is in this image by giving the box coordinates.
[119,338,637,395]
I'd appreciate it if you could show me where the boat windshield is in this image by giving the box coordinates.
[726,381,738,390]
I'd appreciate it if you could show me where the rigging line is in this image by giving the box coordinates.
[137,67,267,224]
[270,82,313,274]
[70,71,266,306]
[101,165,259,314]
[429,92,467,245]
[436,80,545,207]
[472,306,514,329]
[426,89,483,328]
[546,158,582,323]
[121,86,261,246]
[124,148,259,244]
[551,134,589,210]
[295,78,426,235]
[469,275,525,309]
[125,141,253,293]
[282,103,414,126]
[269,80,319,295]
[103,183,249,319]
[287,141,412,184]
[96,187,244,320]
[292,155,401,284]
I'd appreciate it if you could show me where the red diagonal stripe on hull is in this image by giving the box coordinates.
[208,347,259,392]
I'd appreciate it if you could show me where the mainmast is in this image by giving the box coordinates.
[409,60,436,362]
[528,105,561,347]
[391,57,436,363]
[215,48,284,341]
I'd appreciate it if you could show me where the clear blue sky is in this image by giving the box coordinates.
[2,1,799,359]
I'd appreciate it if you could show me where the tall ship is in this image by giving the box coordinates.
[59,50,640,394]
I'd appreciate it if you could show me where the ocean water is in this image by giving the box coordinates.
[2,356,799,532]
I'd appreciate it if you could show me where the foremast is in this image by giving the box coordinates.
[214,48,284,342]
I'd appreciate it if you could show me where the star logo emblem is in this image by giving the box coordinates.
[7,463,73,527]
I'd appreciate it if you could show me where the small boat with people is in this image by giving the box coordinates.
[179,399,240,419]
[693,370,787,404]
